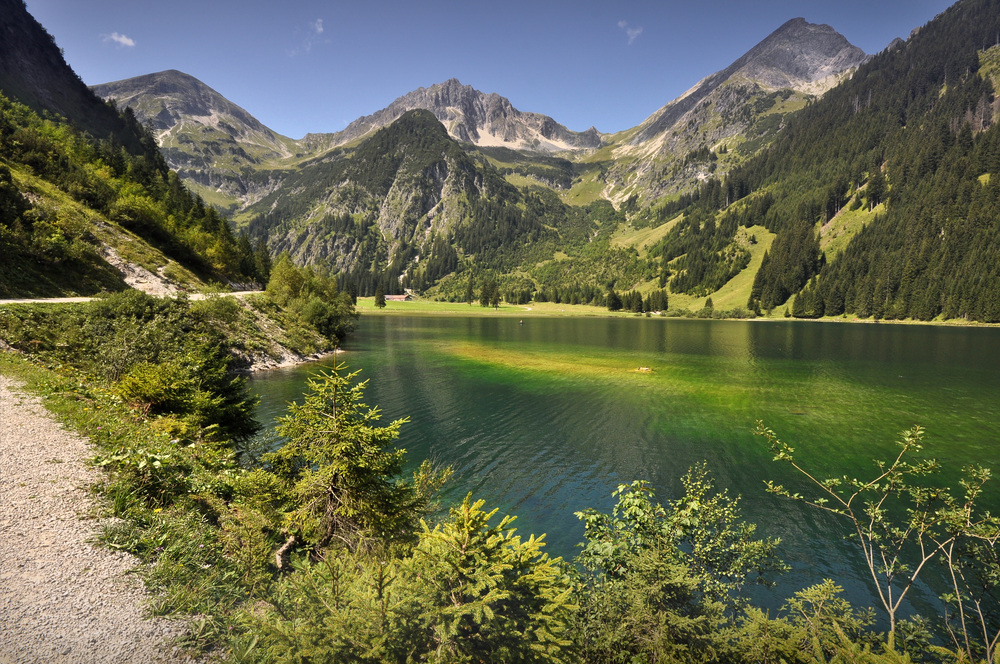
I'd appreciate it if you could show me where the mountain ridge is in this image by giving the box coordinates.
[594,17,869,205]
[632,17,868,146]
[323,78,605,153]
[92,69,287,148]
[90,16,868,213]
[90,69,300,208]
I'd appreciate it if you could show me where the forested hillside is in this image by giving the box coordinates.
[241,110,653,303]
[0,92,269,296]
[712,0,1000,321]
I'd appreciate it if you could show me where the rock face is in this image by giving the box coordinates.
[738,18,869,89]
[324,78,604,152]
[633,18,868,145]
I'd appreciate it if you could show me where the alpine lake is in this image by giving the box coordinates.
[249,314,1000,617]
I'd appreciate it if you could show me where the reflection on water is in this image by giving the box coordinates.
[250,316,1000,614]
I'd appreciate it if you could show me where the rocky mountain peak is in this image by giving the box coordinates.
[92,70,274,139]
[332,78,603,153]
[733,17,869,90]
[631,18,868,145]
[90,70,296,207]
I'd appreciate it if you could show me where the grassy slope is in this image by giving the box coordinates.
[820,199,882,261]
[660,224,777,313]
[979,44,1000,88]
[561,167,606,206]
[5,166,205,297]
[610,213,685,259]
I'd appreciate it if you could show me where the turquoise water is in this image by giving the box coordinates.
[249,316,1000,613]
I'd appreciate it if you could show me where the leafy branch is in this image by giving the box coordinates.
[756,422,1000,660]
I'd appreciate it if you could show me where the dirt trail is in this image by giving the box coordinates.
[0,376,197,663]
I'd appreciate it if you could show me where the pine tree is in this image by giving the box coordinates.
[464,274,474,305]
[606,288,623,312]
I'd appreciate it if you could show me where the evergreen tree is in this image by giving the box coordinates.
[480,279,500,308]
[867,169,886,210]
[606,288,623,312]
[374,283,386,309]
[263,364,417,549]
[464,274,474,305]
[254,238,272,283]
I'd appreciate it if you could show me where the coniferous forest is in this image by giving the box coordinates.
[727,0,1000,320]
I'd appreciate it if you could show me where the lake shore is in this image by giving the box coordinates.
[354,297,1000,327]
[245,347,340,373]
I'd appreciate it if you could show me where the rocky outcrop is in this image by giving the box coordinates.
[317,78,605,153]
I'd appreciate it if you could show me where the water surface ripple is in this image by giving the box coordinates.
[250,316,1000,616]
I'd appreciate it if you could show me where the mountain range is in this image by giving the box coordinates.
[3,0,1000,322]
[91,18,868,212]
[85,14,873,305]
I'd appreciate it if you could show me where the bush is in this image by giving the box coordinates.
[190,293,242,325]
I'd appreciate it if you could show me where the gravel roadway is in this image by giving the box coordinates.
[0,375,198,664]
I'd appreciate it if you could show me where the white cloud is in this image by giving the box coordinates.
[103,32,136,48]
[289,19,328,56]
[617,20,643,46]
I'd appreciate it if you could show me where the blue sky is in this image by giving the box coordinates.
[25,0,956,139]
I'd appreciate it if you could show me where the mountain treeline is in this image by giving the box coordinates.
[242,110,653,300]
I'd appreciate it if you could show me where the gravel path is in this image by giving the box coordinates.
[0,375,197,664]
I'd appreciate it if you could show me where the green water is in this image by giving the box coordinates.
[250,316,1000,612]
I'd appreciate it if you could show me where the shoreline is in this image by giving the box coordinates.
[354,299,1000,329]
[245,347,341,373]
